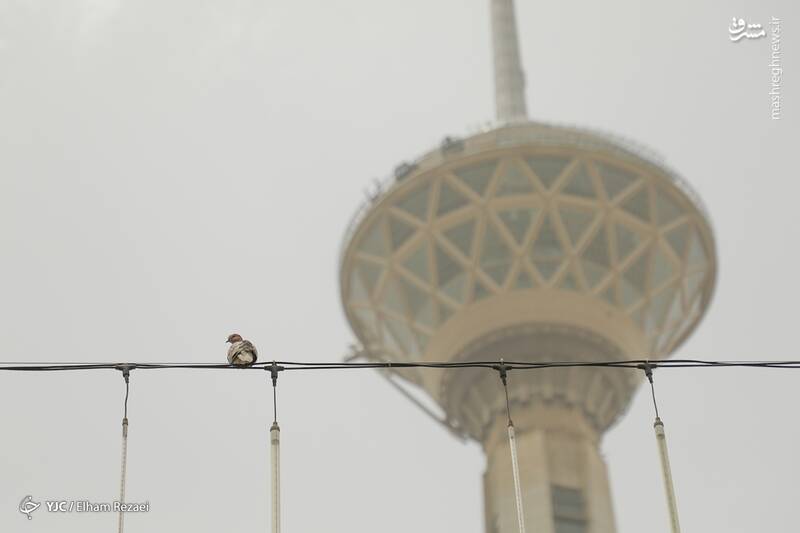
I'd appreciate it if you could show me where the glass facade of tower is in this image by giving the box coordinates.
[345,150,713,372]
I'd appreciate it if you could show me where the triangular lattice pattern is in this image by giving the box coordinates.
[346,153,713,360]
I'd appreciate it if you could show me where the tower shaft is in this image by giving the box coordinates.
[490,0,528,122]
[483,406,617,533]
[440,328,626,533]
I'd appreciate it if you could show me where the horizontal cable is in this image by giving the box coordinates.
[0,359,799,372]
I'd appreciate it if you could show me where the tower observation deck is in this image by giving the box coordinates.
[338,2,716,532]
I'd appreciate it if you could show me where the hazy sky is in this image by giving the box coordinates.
[0,0,797,531]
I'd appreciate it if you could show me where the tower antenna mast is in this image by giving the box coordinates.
[491,0,528,122]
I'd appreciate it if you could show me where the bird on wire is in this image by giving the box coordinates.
[226,333,258,366]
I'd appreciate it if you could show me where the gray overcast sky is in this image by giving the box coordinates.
[0,0,797,531]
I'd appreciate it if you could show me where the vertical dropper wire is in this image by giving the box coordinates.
[643,362,681,533]
[499,359,526,533]
[118,366,130,533]
[272,375,278,424]
[647,365,660,420]
[269,362,281,533]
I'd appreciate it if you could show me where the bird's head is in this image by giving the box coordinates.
[226,333,243,344]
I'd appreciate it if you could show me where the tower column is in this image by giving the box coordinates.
[490,0,528,122]
[483,406,617,533]
[437,326,632,533]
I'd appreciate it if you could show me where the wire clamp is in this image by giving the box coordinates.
[493,358,513,387]
[267,361,284,387]
[115,364,132,383]
[638,360,655,384]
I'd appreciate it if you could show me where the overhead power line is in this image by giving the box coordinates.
[2,356,796,533]
[0,359,799,372]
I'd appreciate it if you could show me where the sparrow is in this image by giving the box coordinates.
[226,333,258,366]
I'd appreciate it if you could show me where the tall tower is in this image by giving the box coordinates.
[338,2,716,532]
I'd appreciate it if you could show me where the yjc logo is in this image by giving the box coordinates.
[19,495,41,520]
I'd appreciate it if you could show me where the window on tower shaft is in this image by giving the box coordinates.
[551,485,588,533]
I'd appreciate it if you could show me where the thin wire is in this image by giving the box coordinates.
[124,378,130,419]
[2,358,800,372]
[272,383,277,424]
[2,354,795,533]
[503,371,514,426]
[269,363,281,533]
[649,379,660,419]
[498,360,526,533]
[643,363,681,533]
[645,364,660,419]
[118,369,130,533]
